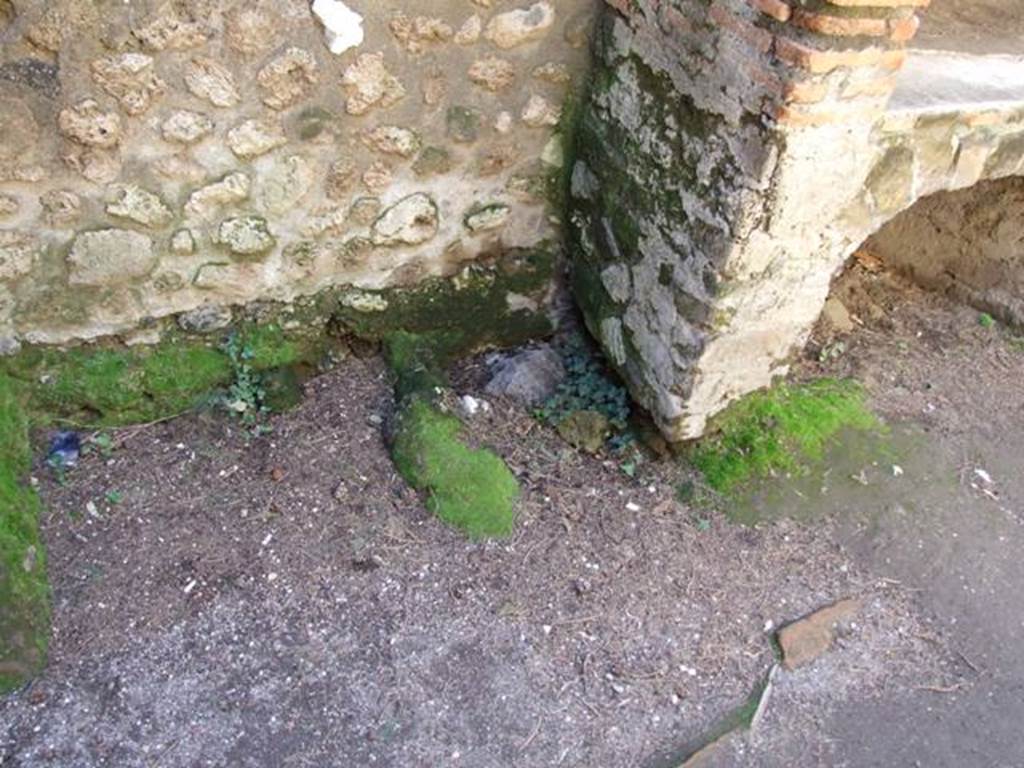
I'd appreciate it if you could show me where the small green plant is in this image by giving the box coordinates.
[46,453,69,486]
[88,432,114,458]
[221,333,267,427]
[537,335,630,432]
[818,341,846,364]
[105,490,123,505]
[690,379,881,495]
[979,312,996,328]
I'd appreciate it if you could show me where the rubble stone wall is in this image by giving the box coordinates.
[0,0,599,351]
[569,0,1024,441]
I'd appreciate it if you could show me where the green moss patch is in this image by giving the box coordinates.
[385,333,519,539]
[691,379,882,497]
[0,375,50,693]
[334,246,556,360]
[391,398,518,540]
[0,252,557,688]
[0,323,321,428]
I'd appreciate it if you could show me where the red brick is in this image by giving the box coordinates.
[748,0,791,22]
[774,37,907,74]
[826,0,929,7]
[792,9,889,37]
[710,2,773,54]
[784,78,830,104]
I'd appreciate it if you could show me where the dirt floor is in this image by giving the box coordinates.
[2,261,1023,767]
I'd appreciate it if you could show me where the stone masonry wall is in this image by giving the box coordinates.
[570,0,1024,441]
[0,0,599,352]
[868,177,1024,326]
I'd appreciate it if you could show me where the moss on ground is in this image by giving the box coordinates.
[0,322,322,692]
[0,323,321,428]
[690,379,882,496]
[391,398,519,540]
[0,375,50,693]
[0,252,556,687]
[385,333,520,540]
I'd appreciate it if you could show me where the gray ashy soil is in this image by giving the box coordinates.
[704,264,1024,767]
[1,264,1022,767]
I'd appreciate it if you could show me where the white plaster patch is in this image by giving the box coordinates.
[311,0,364,55]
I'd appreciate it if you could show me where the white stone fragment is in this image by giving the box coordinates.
[311,0,364,55]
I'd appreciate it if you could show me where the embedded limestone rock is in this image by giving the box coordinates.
[170,229,195,254]
[178,304,233,333]
[161,110,214,144]
[533,62,571,84]
[224,7,276,56]
[455,15,482,45]
[521,94,560,127]
[301,207,348,239]
[0,194,18,217]
[312,0,364,55]
[468,57,516,92]
[422,76,447,107]
[340,290,388,312]
[465,203,511,232]
[218,216,276,256]
[0,231,37,281]
[389,13,453,53]
[371,194,438,246]
[257,47,319,110]
[133,4,208,50]
[324,160,357,200]
[350,197,382,226]
[185,57,241,108]
[484,2,555,49]
[39,190,81,227]
[362,162,393,194]
[27,4,98,52]
[341,53,405,115]
[184,172,250,221]
[58,100,122,148]
[68,229,156,286]
[365,126,420,157]
[227,119,287,159]
[106,185,173,228]
[258,155,315,215]
[91,53,166,116]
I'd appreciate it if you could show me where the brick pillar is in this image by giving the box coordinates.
[568,0,930,440]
